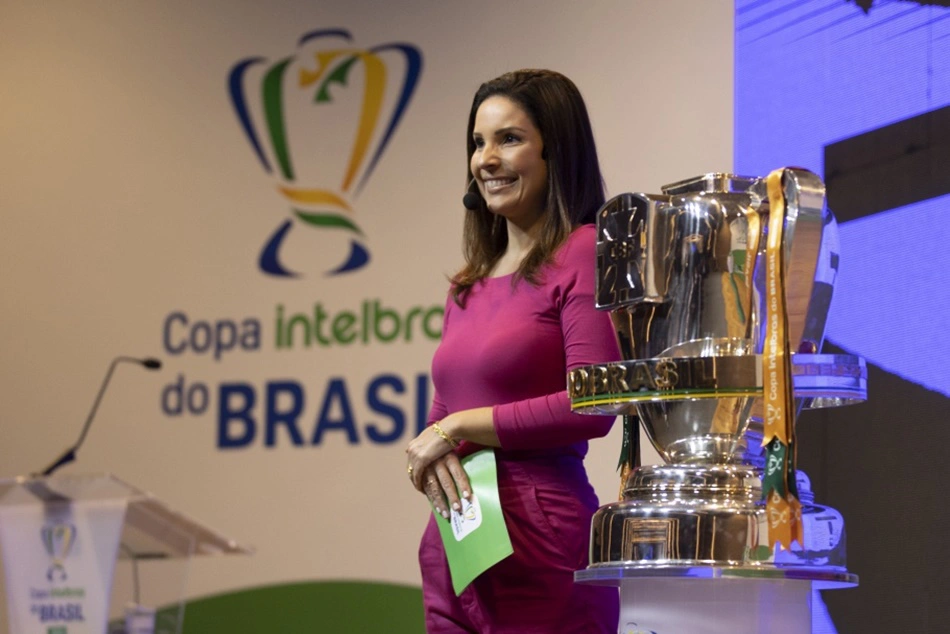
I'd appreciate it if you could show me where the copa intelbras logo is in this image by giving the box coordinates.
[33,524,88,625]
[228,29,423,277]
[41,523,75,582]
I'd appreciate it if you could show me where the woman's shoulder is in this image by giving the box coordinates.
[554,224,598,267]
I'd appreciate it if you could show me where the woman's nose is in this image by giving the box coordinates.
[476,142,500,170]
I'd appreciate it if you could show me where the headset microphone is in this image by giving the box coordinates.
[462,178,481,211]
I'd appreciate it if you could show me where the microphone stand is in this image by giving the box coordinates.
[39,356,162,477]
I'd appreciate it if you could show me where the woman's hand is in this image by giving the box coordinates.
[419,453,472,519]
[405,407,496,511]
[406,423,457,491]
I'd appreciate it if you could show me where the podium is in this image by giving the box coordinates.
[0,473,251,634]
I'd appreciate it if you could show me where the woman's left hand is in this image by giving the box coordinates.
[420,453,472,519]
[406,422,456,491]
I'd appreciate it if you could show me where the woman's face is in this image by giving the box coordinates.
[470,95,548,228]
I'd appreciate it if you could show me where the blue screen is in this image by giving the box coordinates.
[736,2,950,631]
[736,0,950,396]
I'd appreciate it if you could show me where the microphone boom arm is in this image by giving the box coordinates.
[39,356,160,477]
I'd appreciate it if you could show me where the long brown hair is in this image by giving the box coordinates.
[452,69,605,305]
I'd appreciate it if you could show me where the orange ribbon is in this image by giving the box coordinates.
[761,168,803,550]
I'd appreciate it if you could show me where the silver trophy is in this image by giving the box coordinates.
[569,169,864,585]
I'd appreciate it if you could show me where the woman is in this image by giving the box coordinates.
[405,69,621,633]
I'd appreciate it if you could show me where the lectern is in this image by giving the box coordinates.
[0,473,250,634]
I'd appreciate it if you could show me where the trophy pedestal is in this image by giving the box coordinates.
[619,576,810,634]
[576,567,856,634]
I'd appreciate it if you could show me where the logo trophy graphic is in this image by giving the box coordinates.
[569,169,865,631]
[41,522,76,582]
[228,29,422,277]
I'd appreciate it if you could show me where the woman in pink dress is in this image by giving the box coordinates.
[405,69,621,633]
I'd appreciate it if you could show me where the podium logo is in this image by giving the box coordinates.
[228,29,423,277]
[41,523,76,582]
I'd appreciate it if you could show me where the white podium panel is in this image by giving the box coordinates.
[618,577,812,634]
[0,474,250,634]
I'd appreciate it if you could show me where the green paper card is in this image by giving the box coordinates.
[433,449,513,595]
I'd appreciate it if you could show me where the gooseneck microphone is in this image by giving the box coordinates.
[39,356,162,477]
[462,178,481,211]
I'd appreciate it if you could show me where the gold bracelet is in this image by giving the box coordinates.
[431,422,460,449]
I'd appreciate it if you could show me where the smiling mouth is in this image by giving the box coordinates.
[483,177,516,192]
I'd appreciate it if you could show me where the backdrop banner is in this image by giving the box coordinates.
[0,1,733,630]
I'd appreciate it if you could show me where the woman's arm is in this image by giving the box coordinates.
[483,227,620,449]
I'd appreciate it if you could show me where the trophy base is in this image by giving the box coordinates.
[584,463,854,577]
[575,564,857,588]
[580,464,857,633]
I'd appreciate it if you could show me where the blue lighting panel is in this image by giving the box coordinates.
[830,194,950,396]
[736,0,950,396]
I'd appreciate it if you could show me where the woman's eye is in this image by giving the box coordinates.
[473,138,485,149]
[504,134,519,143]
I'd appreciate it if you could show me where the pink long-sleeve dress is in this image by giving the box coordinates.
[419,224,621,633]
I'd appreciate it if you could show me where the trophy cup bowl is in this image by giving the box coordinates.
[569,169,865,584]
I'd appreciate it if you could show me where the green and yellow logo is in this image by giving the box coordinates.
[228,29,423,277]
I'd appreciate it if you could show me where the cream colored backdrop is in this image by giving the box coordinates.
[0,0,732,629]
